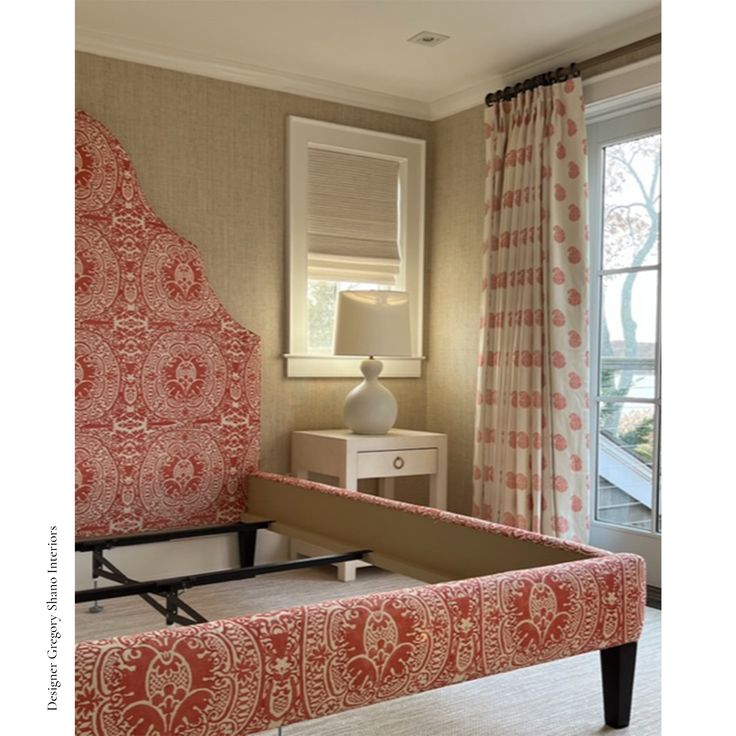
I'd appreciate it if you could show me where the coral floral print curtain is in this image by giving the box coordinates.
[472,77,589,542]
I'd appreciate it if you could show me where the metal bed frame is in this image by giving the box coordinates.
[76,523,369,626]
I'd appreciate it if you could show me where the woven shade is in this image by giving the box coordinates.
[308,148,400,284]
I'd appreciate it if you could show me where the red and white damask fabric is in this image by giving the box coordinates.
[473,78,590,542]
[75,110,261,537]
[76,549,644,735]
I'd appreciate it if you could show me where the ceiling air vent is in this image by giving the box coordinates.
[407,30,450,47]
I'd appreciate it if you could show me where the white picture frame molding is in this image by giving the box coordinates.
[286,116,426,378]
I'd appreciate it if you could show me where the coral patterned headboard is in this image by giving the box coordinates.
[75,111,261,538]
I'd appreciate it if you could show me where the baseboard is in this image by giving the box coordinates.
[646,585,661,609]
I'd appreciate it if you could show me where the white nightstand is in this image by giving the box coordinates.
[290,428,448,581]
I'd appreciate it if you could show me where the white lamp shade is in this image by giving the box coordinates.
[333,291,411,357]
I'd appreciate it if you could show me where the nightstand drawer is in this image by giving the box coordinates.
[357,448,437,478]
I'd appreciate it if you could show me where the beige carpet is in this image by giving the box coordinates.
[76,566,661,735]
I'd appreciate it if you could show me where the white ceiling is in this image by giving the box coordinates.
[76,0,661,120]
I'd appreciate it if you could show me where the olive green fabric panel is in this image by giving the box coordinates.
[247,476,590,581]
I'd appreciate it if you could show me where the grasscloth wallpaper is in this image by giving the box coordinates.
[427,107,486,515]
[75,51,490,512]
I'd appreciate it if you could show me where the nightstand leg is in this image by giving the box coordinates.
[378,477,395,500]
[337,562,359,582]
[289,538,303,561]
[335,463,360,580]
[430,441,448,509]
[289,469,310,560]
[429,474,448,509]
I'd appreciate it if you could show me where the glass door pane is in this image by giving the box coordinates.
[588,101,662,588]
[599,270,658,400]
[596,401,654,530]
[602,135,661,269]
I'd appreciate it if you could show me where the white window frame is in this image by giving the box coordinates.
[586,87,661,586]
[285,116,425,378]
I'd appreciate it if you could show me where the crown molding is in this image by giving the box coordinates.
[427,8,661,120]
[77,6,660,123]
[585,78,661,124]
[75,29,432,120]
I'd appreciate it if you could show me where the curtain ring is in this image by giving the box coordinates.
[485,61,581,104]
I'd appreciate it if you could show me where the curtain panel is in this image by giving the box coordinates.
[472,77,590,542]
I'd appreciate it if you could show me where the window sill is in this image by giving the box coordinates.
[284,354,424,378]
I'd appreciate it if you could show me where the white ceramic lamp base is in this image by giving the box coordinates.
[343,359,397,435]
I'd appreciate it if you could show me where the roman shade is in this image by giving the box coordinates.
[307,147,401,285]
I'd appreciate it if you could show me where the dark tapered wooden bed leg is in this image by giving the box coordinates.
[600,641,638,728]
[238,525,258,568]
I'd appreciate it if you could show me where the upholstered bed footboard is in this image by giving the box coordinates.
[75,476,645,736]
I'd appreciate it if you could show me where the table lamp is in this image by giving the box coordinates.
[333,290,411,434]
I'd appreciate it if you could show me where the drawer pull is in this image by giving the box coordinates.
[393,456,405,470]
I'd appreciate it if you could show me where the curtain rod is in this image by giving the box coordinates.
[485,34,661,106]
[484,63,579,105]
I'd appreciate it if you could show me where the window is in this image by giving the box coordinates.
[588,97,661,562]
[286,116,425,377]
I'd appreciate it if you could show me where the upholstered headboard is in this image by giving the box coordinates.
[75,111,261,538]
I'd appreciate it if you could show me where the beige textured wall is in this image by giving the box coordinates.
[75,52,434,503]
[426,106,485,514]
